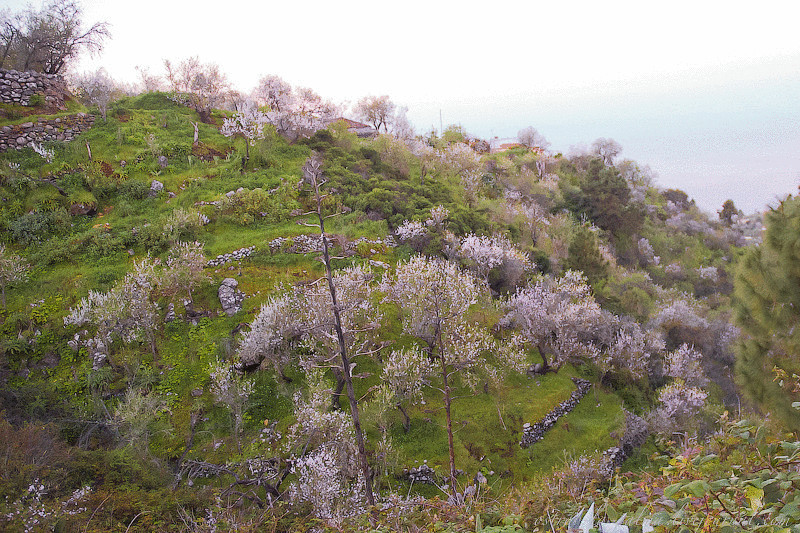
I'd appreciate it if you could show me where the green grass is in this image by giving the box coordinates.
[0,98,87,127]
[387,365,625,495]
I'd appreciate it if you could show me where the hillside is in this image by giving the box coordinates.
[0,89,791,532]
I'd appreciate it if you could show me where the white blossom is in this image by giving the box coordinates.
[607,320,661,379]
[162,241,208,301]
[395,220,426,242]
[651,298,709,332]
[664,344,707,387]
[64,258,159,346]
[656,381,708,418]
[209,357,253,437]
[457,233,532,282]
[504,271,609,371]
[298,265,381,373]
[288,371,365,523]
[426,205,450,228]
[29,142,55,162]
[697,266,719,283]
[237,291,301,369]
[638,237,660,266]
[3,479,91,532]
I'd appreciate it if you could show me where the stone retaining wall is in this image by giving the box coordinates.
[520,378,592,448]
[0,112,94,152]
[0,68,67,108]
[598,411,649,478]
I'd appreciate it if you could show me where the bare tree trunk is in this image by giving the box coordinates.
[331,367,345,410]
[397,403,411,433]
[190,121,199,146]
[436,324,458,500]
[537,342,552,372]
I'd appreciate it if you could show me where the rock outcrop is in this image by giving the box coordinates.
[218,278,245,316]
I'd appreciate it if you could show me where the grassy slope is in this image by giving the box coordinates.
[0,93,626,506]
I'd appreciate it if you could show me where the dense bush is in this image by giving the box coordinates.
[10,208,71,246]
[218,183,298,225]
[116,179,150,200]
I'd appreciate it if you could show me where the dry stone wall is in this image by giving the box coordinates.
[0,68,67,108]
[0,113,94,152]
[520,378,592,448]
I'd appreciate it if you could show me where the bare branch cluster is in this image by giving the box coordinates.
[0,0,109,74]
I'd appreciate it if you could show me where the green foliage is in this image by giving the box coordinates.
[442,124,467,144]
[219,183,299,226]
[28,93,45,107]
[734,195,800,429]
[10,208,71,246]
[565,225,608,285]
[562,159,643,240]
[116,178,150,200]
[595,271,657,321]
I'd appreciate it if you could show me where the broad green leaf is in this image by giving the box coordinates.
[664,482,685,499]
[778,499,800,520]
[746,485,765,513]
[684,480,710,497]
[648,511,673,526]
[709,479,731,490]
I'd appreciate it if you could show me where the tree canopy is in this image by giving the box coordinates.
[0,0,109,74]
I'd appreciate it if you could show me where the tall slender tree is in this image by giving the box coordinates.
[300,153,376,509]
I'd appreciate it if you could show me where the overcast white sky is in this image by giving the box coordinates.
[8,0,800,213]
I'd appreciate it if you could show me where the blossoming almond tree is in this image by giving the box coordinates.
[64,258,160,363]
[252,74,294,133]
[378,346,433,432]
[503,270,608,373]
[288,370,365,523]
[209,356,254,447]
[649,344,709,436]
[385,255,525,499]
[160,241,208,304]
[220,100,269,168]
[298,265,382,408]
[237,291,302,374]
[457,233,532,286]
